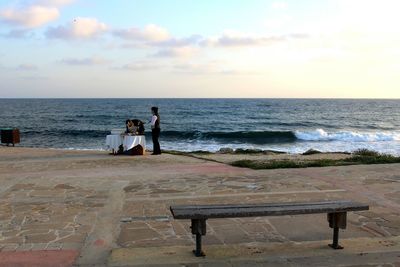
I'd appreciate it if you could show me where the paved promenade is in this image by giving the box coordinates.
[0,147,399,266]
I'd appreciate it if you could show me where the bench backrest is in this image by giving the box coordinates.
[170,201,369,219]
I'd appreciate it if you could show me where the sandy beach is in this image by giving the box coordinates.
[0,146,399,266]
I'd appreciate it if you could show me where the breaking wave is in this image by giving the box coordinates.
[295,129,400,142]
[21,128,400,145]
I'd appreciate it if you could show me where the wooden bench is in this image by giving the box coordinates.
[170,200,369,257]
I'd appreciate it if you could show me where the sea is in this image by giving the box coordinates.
[0,99,399,155]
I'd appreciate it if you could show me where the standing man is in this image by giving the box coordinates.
[150,106,161,155]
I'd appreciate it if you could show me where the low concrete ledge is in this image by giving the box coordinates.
[108,236,400,266]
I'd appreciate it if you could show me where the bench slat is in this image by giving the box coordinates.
[170,201,368,219]
[171,200,353,210]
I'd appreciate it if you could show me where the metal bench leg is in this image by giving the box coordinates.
[329,227,342,249]
[195,233,203,256]
[191,219,206,257]
[327,212,346,249]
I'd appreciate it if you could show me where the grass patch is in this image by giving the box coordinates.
[352,148,380,157]
[193,150,214,155]
[165,150,215,155]
[234,148,263,154]
[231,159,341,169]
[302,149,322,155]
[344,154,400,164]
[233,148,287,154]
[231,151,400,170]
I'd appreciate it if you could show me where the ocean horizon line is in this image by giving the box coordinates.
[1,97,400,100]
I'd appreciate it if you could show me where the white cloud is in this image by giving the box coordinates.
[120,43,148,49]
[37,0,75,7]
[17,64,38,71]
[60,56,111,65]
[113,24,309,51]
[203,31,308,47]
[153,46,198,58]
[172,62,258,75]
[120,35,203,51]
[152,35,203,47]
[172,63,213,74]
[3,29,34,38]
[46,17,108,39]
[0,0,75,29]
[116,61,163,71]
[0,5,59,28]
[113,24,170,42]
[20,75,47,80]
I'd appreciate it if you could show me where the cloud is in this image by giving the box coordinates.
[46,17,108,39]
[59,56,111,65]
[152,46,198,58]
[37,0,75,7]
[113,24,170,42]
[203,34,274,47]
[0,5,59,28]
[151,35,203,47]
[117,61,237,73]
[289,33,309,39]
[218,69,260,75]
[17,64,38,71]
[115,61,163,71]
[0,0,75,29]
[3,29,34,38]
[172,63,217,74]
[120,43,148,49]
[20,75,47,80]
[114,24,307,52]
[120,35,203,51]
[171,62,257,75]
[217,35,285,47]
[203,31,308,47]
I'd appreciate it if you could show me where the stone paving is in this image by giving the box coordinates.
[0,147,399,266]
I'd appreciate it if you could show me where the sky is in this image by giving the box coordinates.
[0,0,399,98]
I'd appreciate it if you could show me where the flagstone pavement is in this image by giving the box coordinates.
[0,147,399,266]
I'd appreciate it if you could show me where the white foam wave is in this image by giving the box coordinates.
[295,129,400,142]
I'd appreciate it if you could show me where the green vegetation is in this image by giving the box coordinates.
[234,148,263,154]
[165,150,213,155]
[231,149,400,170]
[233,148,287,154]
[166,148,400,170]
[353,148,380,157]
[231,159,339,169]
[302,149,322,155]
